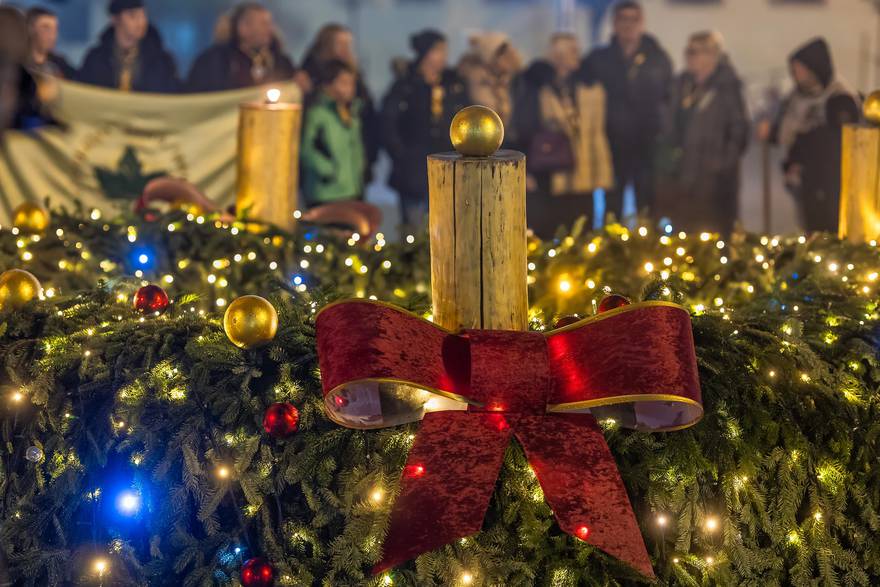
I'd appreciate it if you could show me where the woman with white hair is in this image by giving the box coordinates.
[657,31,749,235]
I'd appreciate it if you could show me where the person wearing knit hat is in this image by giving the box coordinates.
[78,0,179,92]
[760,37,860,233]
[456,31,523,131]
[380,28,468,227]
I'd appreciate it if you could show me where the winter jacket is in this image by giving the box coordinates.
[78,25,180,93]
[186,42,295,93]
[657,59,750,234]
[580,34,673,152]
[774,38,861,232]
[300,93,365,206]
[513,60,613,196]
[300,52,379,179]
[380,67,469,199]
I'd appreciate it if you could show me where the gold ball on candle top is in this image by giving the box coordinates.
[0,269,42,311]
[223,295,278,349]
[12,202,49,235]
[450,105,504,157]
[864,90,880,124]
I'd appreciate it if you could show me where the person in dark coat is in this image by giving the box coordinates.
[78,0,179,93]
[759,38,860,233]
[657,32,749,236]
[186,2,296,93]
[301,23,379,183]
[25,7,75,79]
[380,30,469,227]
[581,0,673,223]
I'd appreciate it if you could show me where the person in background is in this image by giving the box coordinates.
[758,38,860,233]
[78,0,179,93]
[0,6,32,131]
[380,29,468,227]
[581,0,672,223]
[456,31,523,140]
[25,7,75,79]
[301,24,379,183]
[514,32,613,239]
[300,59,365,208]
[186,2,297,93]
[656,32,749,236]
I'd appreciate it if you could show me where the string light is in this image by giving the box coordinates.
[461,572,474,585]
[216,465,230,479]
[656,514,668,527]
[370,488,384,504]
[704,516,719,532]
[93,558,108,575]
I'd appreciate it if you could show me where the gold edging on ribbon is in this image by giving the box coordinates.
[548,394,704,432]
[316,298,690,335]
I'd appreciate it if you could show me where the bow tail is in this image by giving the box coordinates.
[373,411,512,574]
[514,413,656,580]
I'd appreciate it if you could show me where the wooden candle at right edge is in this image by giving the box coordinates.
[839,123,880,243]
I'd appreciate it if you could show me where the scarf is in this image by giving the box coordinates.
[777,78,851,149]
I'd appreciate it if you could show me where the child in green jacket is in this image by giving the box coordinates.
[301,59,366,206]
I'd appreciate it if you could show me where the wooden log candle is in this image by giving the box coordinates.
[236,87,302,231]
[428,105,528,331]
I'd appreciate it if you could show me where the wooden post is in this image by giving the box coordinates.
[428,150,528,331]
[839,124,880,242]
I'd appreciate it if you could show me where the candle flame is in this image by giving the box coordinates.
[266,88,281,104]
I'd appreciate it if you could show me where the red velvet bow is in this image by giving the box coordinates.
[316,300,702,578]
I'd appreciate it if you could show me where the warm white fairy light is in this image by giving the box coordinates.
[461,572,474,585]
[656,514,668,527]
[704,516,719,532]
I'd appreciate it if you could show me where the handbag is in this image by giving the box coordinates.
[527,129,575,173]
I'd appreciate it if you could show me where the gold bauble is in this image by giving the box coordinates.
[0,269,42,311]
[450,105,504,157]
[223,295,278,349]
[865,90,880,124]
[12,202,49,235]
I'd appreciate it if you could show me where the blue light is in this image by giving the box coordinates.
[234,547,241,554]
[664,224,673,234]
[138,254,149,265]
[116,490,141,516]
[292,275,304,286]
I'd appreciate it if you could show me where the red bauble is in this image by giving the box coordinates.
[553,314,581,329]
[133,285,170,314]
[262,402,299,438]
[241,557,274,587]
[597,294,631,313]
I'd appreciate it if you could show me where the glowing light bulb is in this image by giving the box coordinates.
[93,558,108,575]
[116,490,141,515]
[461,572,474,585]
[575,525,590,540]
[370,488,384,504]
[10,391,23,403]
[704,517,719,532]
[558,279,572,293]
[656,514,668,527]
[266,88,281,103]
[216,466,230,479]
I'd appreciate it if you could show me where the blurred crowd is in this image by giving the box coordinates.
[1,0,864,236]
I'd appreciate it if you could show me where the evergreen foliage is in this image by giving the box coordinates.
[1,208,878,586]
